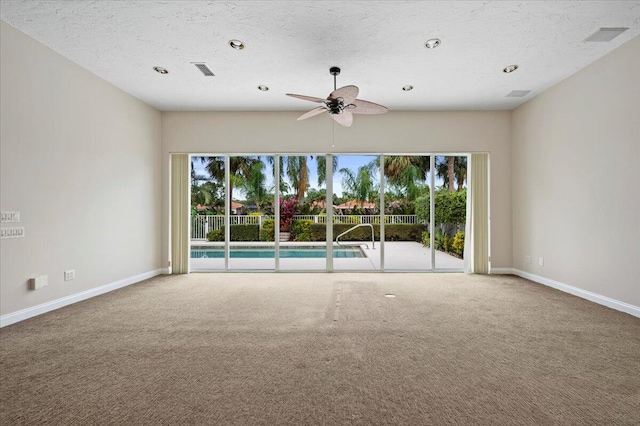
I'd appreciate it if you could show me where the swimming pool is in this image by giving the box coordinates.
[191,246,365,259]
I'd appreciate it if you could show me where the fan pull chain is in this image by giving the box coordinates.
[332,119,335,148]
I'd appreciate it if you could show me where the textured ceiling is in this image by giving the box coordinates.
[1,1,639,111]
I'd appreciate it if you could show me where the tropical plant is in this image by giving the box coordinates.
[339,162,379,207]
[260,219,275,241]
[435,156,467,192]
[279,198,297,232]
[415,190,466,225]
[421,231,430,247]
[269,156,338,202]
[291,219,313,242]
[240,162,270,211]
[384,156,430,182]
[452,231,465,256]
[195,155,260,214]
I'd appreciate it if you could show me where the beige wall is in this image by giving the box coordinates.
[512,36,640,306]
[0,22,162,316]
[161,110,513,269]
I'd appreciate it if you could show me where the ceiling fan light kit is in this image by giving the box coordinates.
[286,67,388,127]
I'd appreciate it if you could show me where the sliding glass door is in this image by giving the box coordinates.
[278,155,328,271]
[332,155,381,271]
[382,155,432,271]
[433,155,467,270]
[188,153,469,272]
[190,155,226,271]
[228,155,275,270]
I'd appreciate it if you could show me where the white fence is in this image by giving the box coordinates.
[191,214,425,240]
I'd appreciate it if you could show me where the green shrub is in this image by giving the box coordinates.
[452,231,465,256]
[207,225,260,242]
[206,229,224,241]
[434,232,444,250]
[291,219,313,242]
[260,219,275,242]
[309,224,327,241]
[384,224,427,241]
[421,231,430,247]
[306,224,426,242]
[415,190,467,225]
[443,234,452,252]
[231,224,259,241]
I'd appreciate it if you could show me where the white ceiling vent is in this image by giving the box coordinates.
[193,63,215,76]
[506,90,531,98]
[584,28,628,42]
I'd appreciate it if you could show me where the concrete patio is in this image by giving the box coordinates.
[190,241,464,271]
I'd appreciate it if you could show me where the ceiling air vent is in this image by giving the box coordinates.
[193,63,215,76]
[506,90,531,98]
[584,28,628,42]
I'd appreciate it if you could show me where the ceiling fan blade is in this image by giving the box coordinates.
[297,106,328,121]
[329,85,359,105]
[349,99,389,115]
[286,93,327,103]
[331,111,353,127]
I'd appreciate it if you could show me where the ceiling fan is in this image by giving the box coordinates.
[286,67,388,127]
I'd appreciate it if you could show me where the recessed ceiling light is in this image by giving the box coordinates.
[503,65,519,73]
[402,85,413,91]
[425,38,441,49]
[153,66,168,74]
[229,39,245,50]
[258,85,269,91]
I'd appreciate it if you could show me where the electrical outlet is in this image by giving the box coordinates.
[538,257,544,266]
[64,270,76,281]
[525,255,532,264]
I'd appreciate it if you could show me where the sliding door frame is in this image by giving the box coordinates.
[188,152,474,273]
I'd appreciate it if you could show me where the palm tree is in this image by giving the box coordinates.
[268,156,338,202]
[240,162,269,212]
[340,163,378,208]
[197,156,259,214]
[454,156,467,191]
[435,156,467,191]
[447,156,455,192]
[383,156,430,200]
[384,156,430,183]
[285,156,309,202]
[191,159,219,211]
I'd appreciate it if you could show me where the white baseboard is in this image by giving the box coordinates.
[510,269,640,318]
[490,268,514,274]
[0,268,169,328]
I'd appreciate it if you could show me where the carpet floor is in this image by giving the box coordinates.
[1,273,639,425]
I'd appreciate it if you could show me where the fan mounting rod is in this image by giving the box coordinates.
[330,67,340,90]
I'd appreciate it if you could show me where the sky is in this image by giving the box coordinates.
[192,155,451,199]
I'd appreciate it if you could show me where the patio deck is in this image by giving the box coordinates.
[190,241,463,271]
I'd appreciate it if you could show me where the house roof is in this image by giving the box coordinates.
[337,200,377,209]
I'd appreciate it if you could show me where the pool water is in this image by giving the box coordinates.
[191,246,365,259]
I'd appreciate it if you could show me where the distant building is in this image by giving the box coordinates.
[336,200,377,213]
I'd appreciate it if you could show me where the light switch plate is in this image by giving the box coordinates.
[1,227,25,239]
[1,211,20,223]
